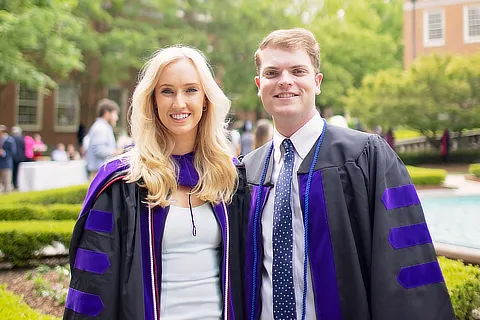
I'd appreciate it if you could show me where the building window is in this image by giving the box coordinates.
[55,83,80,132]
[16,85,43,131]
[464,5,480,43]
[423,10,445,47]
[107,86,128,132]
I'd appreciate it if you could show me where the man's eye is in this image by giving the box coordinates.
[293,69,307,75]
[265,71,278,77]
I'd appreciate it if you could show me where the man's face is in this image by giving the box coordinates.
[255,48,323,127]
[107,110,119,127]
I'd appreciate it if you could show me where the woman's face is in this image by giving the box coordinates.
[154,59,206,149]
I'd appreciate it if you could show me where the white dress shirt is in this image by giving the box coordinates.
[261,112,324,320]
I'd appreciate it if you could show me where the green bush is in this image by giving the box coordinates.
[399,150,480,165]
[0,184,88,206]
[469,164,480,178]
[406,166,447,185]
[0,204,81,221]
[0,285,59,319]
[439,257,480,320]
[0,221,74,266]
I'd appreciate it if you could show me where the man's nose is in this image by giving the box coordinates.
[278,70,293,87]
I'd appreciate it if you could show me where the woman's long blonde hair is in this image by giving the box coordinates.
[123,45,237,207]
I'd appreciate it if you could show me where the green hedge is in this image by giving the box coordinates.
[407,166,447,185]
[0,185,87,206]
[439,256,480,320]
[0,285,59,320]
[0,204,81,221]
[399,150,480,165]
[469,164,480,178]
[0,221,74,266]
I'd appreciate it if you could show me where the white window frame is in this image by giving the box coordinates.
[464,5,480,44]
[15,84,43,131]
[107,85,129,133]
[54,82,80,133]
[423,9,446,47]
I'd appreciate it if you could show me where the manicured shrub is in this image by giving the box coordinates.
[399,150,480,165]
[439,256,480,320]
[0,285,59,319]
[0,221,74,266]
[0,205,81,221]
[469,164,480,178]
[0,185,87,206]
[406,166,447,185]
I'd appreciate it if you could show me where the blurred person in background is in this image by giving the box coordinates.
[32,134,47,160]
[11,126,26,189]
[240,119,254,154]
[66,144,81,160]
[253,119,273,149]
[0,125,16,194]
[51,143,68,161]
[85,98,120,179]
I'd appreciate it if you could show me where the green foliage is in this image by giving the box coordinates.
[0,285,59,320]
[439,257,480,320]
[399,150,480,166]
[0,204,80,221]
[0,221,74,266]
[406,166,446,185]
[469,164,480,177]
[0,184,87,206]
[0,0,85,89]
[347,53,480,136]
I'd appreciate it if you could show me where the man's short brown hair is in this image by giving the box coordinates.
[97,98,120,117]
[254,28,320,73]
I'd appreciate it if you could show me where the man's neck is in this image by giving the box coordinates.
[273,110,317,138]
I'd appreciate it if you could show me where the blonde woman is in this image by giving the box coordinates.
[64,46,243,320]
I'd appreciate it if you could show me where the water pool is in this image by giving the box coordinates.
[420,195,480,249]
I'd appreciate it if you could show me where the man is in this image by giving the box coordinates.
[237,28,454,320]
[11,126,26,189]
[86,99,120,179]
[0,125,17,194]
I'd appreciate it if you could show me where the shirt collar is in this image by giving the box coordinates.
[273,112,324,164]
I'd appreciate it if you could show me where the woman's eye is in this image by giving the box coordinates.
[186,88,198,93]
[161,88,174,94]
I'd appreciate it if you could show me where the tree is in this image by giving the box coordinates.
[0,0,85,90]
[346,54,480,143]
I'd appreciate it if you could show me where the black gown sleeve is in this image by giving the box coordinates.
[360,135,455,320]
[64,181,126,319]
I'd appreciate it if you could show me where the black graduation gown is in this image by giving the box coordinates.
[64,160,244,320]
[236,124,455,320]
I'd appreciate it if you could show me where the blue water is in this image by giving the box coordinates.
[420,195,480,249]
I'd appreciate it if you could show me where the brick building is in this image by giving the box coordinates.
[403,0,480,67]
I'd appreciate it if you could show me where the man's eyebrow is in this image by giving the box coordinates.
[290,65,309,69]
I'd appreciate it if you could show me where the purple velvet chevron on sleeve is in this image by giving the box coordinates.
[66,288,105,316]
[74,248,111,274]
[79,159,129,218]
[85,210,114,233]
[388,222,432,250]
[381,184,420,210]
[397,261,444,289]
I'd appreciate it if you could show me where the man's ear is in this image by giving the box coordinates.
[255,76,261,97]
[315,73,323,95]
